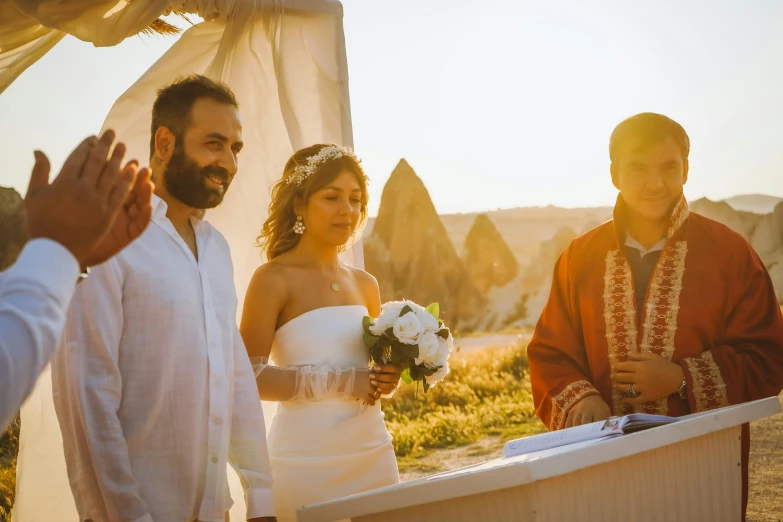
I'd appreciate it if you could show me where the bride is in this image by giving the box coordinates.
[240,144,402,521]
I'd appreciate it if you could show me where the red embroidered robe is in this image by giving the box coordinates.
[528,195,783,516]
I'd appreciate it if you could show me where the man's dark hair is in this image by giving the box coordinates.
[609,112,690,164]
[150,74,238,158]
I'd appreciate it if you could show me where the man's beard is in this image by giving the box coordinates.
[164,145,233,209]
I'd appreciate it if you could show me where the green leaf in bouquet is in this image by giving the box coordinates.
[423,379,430,393]
[384,327,395,339]
[363,332,379,350]
[399,305,413,317]
[417,365,436,376]
[362,316,373,334]
[437,327,450,340]
[425,302,440,318]
[389,347,404,363]
[379,336,391,349]
[400,368,413,385]
[371,346,386,365]
[394,341,419,360]
[409,365,421,381]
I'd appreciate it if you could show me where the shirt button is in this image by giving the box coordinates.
[211,456,218,463]
[213,418,222,425]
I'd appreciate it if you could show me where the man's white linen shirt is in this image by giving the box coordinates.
[52,196,274,522]
[0,239,79,431]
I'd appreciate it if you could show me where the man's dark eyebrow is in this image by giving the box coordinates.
[205,133,243,152]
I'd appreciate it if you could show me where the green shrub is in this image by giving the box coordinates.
[0,415,19,522]
[382,342,542,456]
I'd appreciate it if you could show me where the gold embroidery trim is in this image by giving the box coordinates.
[637,241,688,414]
[550,380,599,430]
[667,196,690,237]
[603,249,638,416]
[686,351,729,411]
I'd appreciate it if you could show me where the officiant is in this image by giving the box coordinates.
[526,112,783,522]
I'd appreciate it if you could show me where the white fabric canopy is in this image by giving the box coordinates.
[5,1,361,520]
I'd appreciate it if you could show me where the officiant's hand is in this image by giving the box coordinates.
[612,352,685,406]
[565,394,611,428]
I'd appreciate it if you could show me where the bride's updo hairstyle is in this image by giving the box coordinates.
[257,144,369,261]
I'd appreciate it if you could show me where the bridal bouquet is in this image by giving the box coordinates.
[362,300,454,393]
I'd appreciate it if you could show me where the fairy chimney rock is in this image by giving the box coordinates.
[364,159,484,329]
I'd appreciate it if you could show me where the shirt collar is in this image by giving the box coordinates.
[152,194,206,221]
[624,235,666,257]
[612,193,690,249]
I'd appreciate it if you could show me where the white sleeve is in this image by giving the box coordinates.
[0,239,79,430]
[228,326,276,520]
[251,357,365,402]
[52,259,153,522]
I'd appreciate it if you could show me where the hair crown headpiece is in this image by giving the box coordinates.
[286,145,362,186]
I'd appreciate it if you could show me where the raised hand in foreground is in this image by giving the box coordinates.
[24,130,153,270]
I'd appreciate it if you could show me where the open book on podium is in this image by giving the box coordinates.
[296,397,782,522]
[502,413,679,457]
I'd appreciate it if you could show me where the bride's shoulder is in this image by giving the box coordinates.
[248,259,289,297]
[346,267,380,314]
[345,265,379,292]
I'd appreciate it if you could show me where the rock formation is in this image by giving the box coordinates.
[519,226,578,326]
[463,213,519,294]
[363,160,485,330]
[689,198,761,240]
[691,198,783,303]
[0,187,27,270]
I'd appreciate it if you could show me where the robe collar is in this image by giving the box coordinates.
[612,193,690,247]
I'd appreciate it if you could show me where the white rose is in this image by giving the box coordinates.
[393,311,422,345]
[381,300,409,318]
[414,331,440,366]
[369,301,408,335]
[425,362,450,387]
[369,312,394,336]
[415,308,440,333]
[429,334,453,368]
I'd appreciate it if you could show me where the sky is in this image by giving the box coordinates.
[1,0,782,216]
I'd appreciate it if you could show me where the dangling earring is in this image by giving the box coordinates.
[293,215,305,235]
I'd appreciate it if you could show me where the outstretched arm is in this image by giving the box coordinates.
[0,240,79,430]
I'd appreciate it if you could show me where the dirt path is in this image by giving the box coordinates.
[400,400,783,521]
[453,332,531,355]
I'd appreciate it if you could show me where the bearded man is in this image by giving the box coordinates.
[53,75,276,522]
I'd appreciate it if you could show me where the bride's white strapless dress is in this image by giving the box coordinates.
[266,305,400,521]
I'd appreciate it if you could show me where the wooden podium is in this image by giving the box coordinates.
[297,397,781,522]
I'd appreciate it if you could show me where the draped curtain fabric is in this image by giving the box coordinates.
[3,2,359,519]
